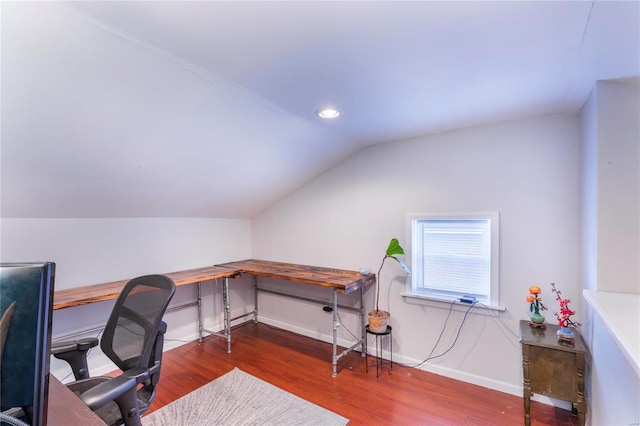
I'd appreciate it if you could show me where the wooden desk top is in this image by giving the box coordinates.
[217,259,375,294]
[53,265,239,310]
[48,375,105,425]
[53,259,376,311]
[53,260,374,310]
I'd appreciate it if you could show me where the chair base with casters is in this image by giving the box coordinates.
[52,274,175,426]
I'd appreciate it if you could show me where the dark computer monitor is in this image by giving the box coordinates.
[0,262,55,426]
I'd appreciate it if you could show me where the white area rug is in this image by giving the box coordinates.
[142,368,349,426]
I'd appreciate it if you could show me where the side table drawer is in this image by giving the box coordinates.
[528,346,577,401]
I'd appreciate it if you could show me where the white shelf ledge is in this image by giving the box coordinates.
[583,290,640,377]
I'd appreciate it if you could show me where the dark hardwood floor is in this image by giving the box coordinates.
[148,322,578,425]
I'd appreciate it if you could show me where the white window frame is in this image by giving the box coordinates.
[404,212,501,309]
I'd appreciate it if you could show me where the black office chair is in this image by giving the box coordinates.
[52,274,175,426]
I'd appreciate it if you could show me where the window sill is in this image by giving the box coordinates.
[401,292,506,313]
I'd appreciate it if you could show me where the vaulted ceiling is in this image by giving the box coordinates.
[2,1,639,218]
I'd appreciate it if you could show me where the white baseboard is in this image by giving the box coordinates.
[257,315,571,410]
[50,315,234,382]
[50,314,570,411]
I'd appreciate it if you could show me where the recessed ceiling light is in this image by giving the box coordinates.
[316,108,340,119]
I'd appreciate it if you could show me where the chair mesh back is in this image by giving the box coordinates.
[101,275,175,372]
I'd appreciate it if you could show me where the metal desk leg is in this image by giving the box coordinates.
[223,276,231,353]
[332,288,339,377]
[197,281,203,342]
[360,286,366,356]
[253,275,259,323]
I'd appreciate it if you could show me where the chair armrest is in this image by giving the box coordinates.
[148,360,161,377]
[51,338,98,380]
[80,368,150,426]
[80,375,138,411]
[122,367,151,383]
[51,337,98,354]
[79,369,150,410]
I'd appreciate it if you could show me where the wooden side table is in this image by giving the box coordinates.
[519,320,588,426]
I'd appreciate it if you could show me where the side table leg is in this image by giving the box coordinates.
[524,391,531,426]
[522,343,532,426]
[576,353,586,426]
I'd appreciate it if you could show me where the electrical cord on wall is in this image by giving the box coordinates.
[336,310,360,343]
[425,300,476,362]
[401,298,477,369]
[475,302,519,340]
[473,302,521,352]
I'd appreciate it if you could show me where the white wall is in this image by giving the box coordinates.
[587,311,640,425]
[0,217,253,379]
[1,218,251,288]
[579,85,599,293]
[252,114,580,397]
[579,81,640,425]
[595,82,640,293]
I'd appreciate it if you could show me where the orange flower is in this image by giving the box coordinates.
[526,295,535,303]
[529,285,541,295]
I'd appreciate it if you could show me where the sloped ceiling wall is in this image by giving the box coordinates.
[1,1,639,219]
[1,2,359,218]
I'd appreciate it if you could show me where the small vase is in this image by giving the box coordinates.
[557,325,575,341]
[530,312,545,324]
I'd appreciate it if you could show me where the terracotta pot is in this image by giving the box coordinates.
[368,310,390,333]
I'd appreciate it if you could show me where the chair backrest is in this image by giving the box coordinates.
[100,275,175,373]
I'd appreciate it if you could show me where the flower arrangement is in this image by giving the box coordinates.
[527,285,547,315]
[550,282,581,329]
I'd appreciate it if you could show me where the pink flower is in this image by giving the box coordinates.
[550,282,581,328]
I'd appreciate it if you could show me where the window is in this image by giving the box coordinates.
[407,212,499,306]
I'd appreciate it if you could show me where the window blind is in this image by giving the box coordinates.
[415,219,491,297]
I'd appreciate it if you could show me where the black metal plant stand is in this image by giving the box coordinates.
[365,325,393,377]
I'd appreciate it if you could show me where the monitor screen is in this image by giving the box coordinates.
[0,262,55,426]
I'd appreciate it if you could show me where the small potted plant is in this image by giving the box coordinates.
[550,282,581,343]
[368,238,409,333]
[527,285,547,325]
